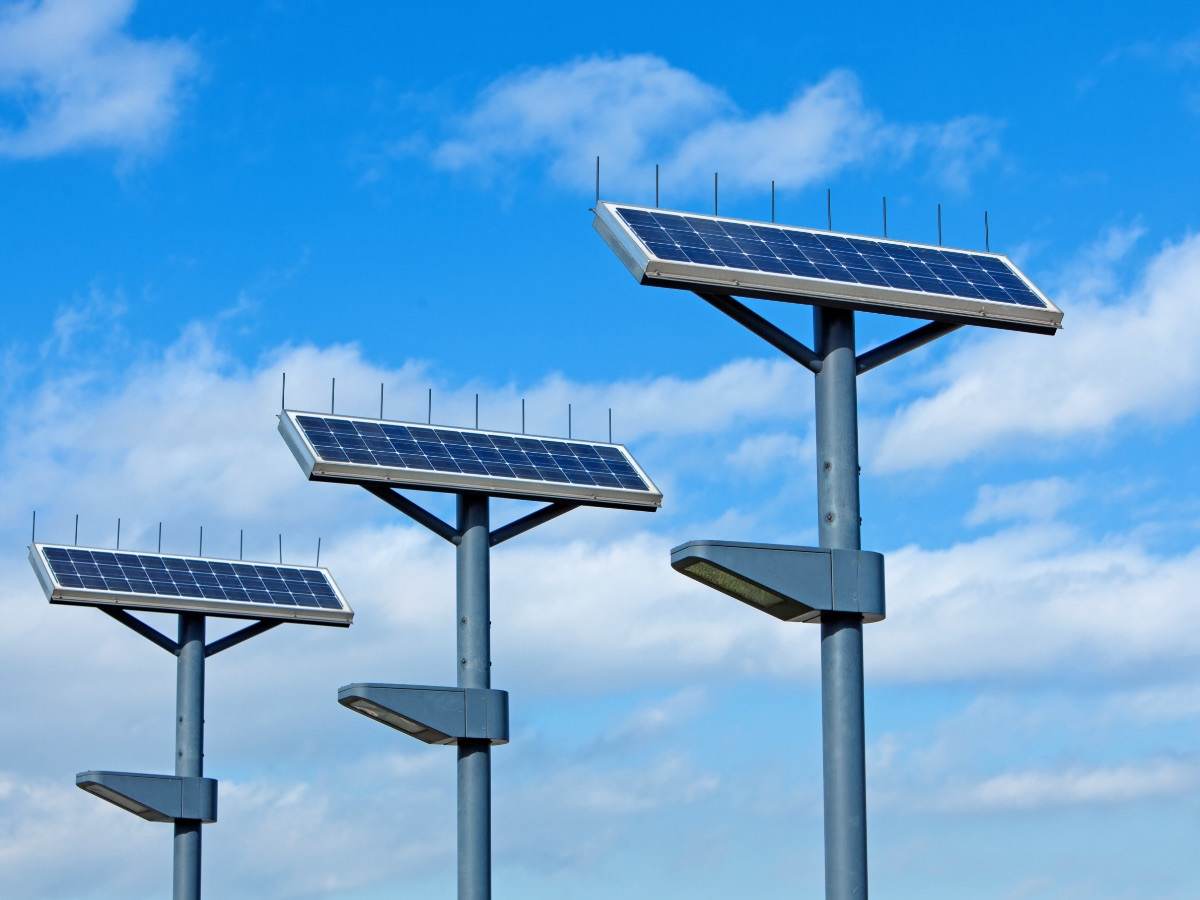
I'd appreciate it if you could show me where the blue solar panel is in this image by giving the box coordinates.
[39,546,344,612]
[294,415,652,493]
[614,206,1047,309]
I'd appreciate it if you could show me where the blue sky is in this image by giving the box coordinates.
[2,1,1200,897]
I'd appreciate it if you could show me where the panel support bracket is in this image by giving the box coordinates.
[696,292,822,373]
[856,321,962,374]
[362,483,461,544]
[100,607,179,655]
[205,620,281,657]
[490,501,579,546]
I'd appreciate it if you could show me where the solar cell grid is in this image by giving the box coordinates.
[295,415,651,492]
[39,546,342,611]
[615,207,1046,309]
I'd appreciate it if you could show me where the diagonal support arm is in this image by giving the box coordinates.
[362,483,461,544]
[697,292,822,373]
[856,321,961,374]
[205,620,281,657]
[490,501,579,546]
[100,607,179,655]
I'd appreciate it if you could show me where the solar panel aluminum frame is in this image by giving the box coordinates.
[278,411,663,511]
[593,201,1063,335]
[28,544,354,627]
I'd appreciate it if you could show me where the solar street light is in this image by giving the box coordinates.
[282,409,659,900]
[594,200,1060,900]
[28,542,353,900]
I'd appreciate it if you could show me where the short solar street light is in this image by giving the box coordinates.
[29,541,353,900]
[594,200,1060,900]
[282,411,660,900]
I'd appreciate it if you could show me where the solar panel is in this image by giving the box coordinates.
[593,202,1062,335]
[279,411,663,511]
[29,544,353,627]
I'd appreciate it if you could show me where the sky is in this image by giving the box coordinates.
[2,1,1200,897]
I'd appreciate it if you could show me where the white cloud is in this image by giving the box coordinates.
[941,759,1198,811]
[875,227,1200,471]
[0,0,197,159]
[430,56,1002,196]
[966,477,1080,526]
[875,523,1200,682]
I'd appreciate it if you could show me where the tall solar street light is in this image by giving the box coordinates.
[28,542,354,900]
[279,410,662,899]
[593,201,1062,898]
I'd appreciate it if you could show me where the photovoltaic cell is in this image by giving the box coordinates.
[615,206,1046,309]
[31,544,352,625]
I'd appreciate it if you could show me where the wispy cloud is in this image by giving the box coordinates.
[941,759,1199,812]
[428,56,1003,197]
[966,477,1080,526]
[0,0,198,160]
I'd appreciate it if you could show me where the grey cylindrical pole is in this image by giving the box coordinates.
[813,307,868,899]
[457,494,491,900]
[174,613,206,900]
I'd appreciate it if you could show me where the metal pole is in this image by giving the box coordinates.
[173,613,206,900]
[813,307,868,900]
[456,494,491,900]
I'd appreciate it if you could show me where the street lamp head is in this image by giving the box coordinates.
[670,540,885,623]
[338,684,509,746]
[76,771,217,824]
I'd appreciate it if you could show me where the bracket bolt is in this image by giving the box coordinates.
[823,461,832,470]
[825,512,834,522]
